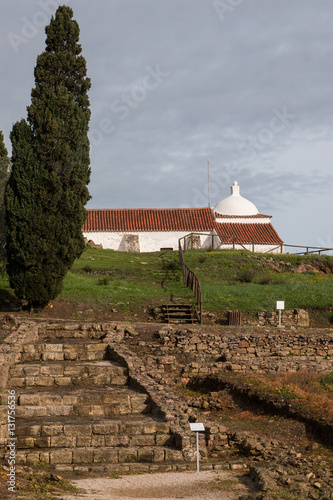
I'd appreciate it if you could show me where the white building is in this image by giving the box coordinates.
[83,181,283,253]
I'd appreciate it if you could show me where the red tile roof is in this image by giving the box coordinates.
[214,222,283,244]
[83,208,213,232]
[83,208,283,244]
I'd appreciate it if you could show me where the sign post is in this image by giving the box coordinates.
[189,423,205,473]
[276,300,285,328]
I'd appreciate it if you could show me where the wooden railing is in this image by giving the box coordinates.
[283,244,333,255]
[178,238,202,324]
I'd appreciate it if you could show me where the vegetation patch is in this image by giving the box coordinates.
[1,247,333,323]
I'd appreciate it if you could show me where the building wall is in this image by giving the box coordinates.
[84,231,283,253]
[83,231,214,252]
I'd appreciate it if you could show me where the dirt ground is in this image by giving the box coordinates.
[62,470,252,500]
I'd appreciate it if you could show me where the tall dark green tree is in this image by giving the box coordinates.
[0,131,10,259]
[5,6,91,308]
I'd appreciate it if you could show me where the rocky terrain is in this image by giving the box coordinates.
[0,317,332,499]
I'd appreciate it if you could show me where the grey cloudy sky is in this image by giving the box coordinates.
[2,0,333,249]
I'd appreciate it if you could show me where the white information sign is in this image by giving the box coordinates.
[189,423,205,473]
[189,423,205,432]
[276,301,285,310]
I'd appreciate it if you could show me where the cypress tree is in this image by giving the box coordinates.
[0,131,10,259]
[5,6,91,308]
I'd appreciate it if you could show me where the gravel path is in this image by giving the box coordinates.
[63,470,249,499]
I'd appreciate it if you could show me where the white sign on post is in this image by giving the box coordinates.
[189,423,205,473]
[189,423,205,432]
[276,300,285,327]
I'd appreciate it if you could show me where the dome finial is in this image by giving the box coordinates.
[231,181,240,196]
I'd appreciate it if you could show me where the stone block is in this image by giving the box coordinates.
[119,423,142,435]
[17,437,35,448]
[48,405,72,417]
[22,345,37,354]
[76,405,105,417]
[43,344,63,352]
[73,449,94,463]
[91,435,105,447]
[33,377,55,387]
[54,377,72,386]
[118,448,138,463]
[34,437,51,448]
[93,423,118,435]
[104,435,130,447]
[130,435,155,447]
[50,450,73,464]
[15,425,41,437]
[142,423,157,434]
[165,449,183,462]
[24,407,47,418]
[9,378,25,387]
[64,352,77,361]
[153,449,165,462]
[40,365,63,376]
[64,366,83,376]
[155,434,173,446]
[41,424,64,436]
[26,452,41,464]
[42,352,64,361]
[15,452,27,464]
[64,424,92,436]
[22,366,40,376]
[51,435,75,448]
[25,376,36,386]
[94,448,118,463]
[39,452,50,464]
[63,395,78,405]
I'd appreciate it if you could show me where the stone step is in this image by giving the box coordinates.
[12,445,185,466]
[8,361,128,388]
[14,417,173,449]
[53,461,216,474]
[57,460,198,472]
[10,387,150,418]
[20,342,108,362]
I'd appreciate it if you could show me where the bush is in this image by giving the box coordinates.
[97,277,109,286]
[319,372,333,391]
[236,270,255,283]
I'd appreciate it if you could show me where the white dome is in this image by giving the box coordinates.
[213,181,258,216]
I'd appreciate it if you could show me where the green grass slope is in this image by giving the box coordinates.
[0,247,333,320]
[183,249,333,313]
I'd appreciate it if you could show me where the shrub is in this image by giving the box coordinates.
[236,270,255,283]
[97,277,109,286]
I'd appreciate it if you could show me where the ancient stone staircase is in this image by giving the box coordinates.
[3,328,189,474]
[163,304,199,324]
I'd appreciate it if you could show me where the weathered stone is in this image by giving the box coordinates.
[64,424,92,436]
[73,449,94,463]
[50,450,73,464]
[51,436,75,448]
[118,448,138,463]
[94,449,118,463]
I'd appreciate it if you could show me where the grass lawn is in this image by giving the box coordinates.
[183,249,333,312]
[0,247,333,318]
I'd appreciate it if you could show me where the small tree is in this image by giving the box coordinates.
[5,6,91,308]
[0,131,10,259]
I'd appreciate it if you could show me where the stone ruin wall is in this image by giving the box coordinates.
[152,326,333,382]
